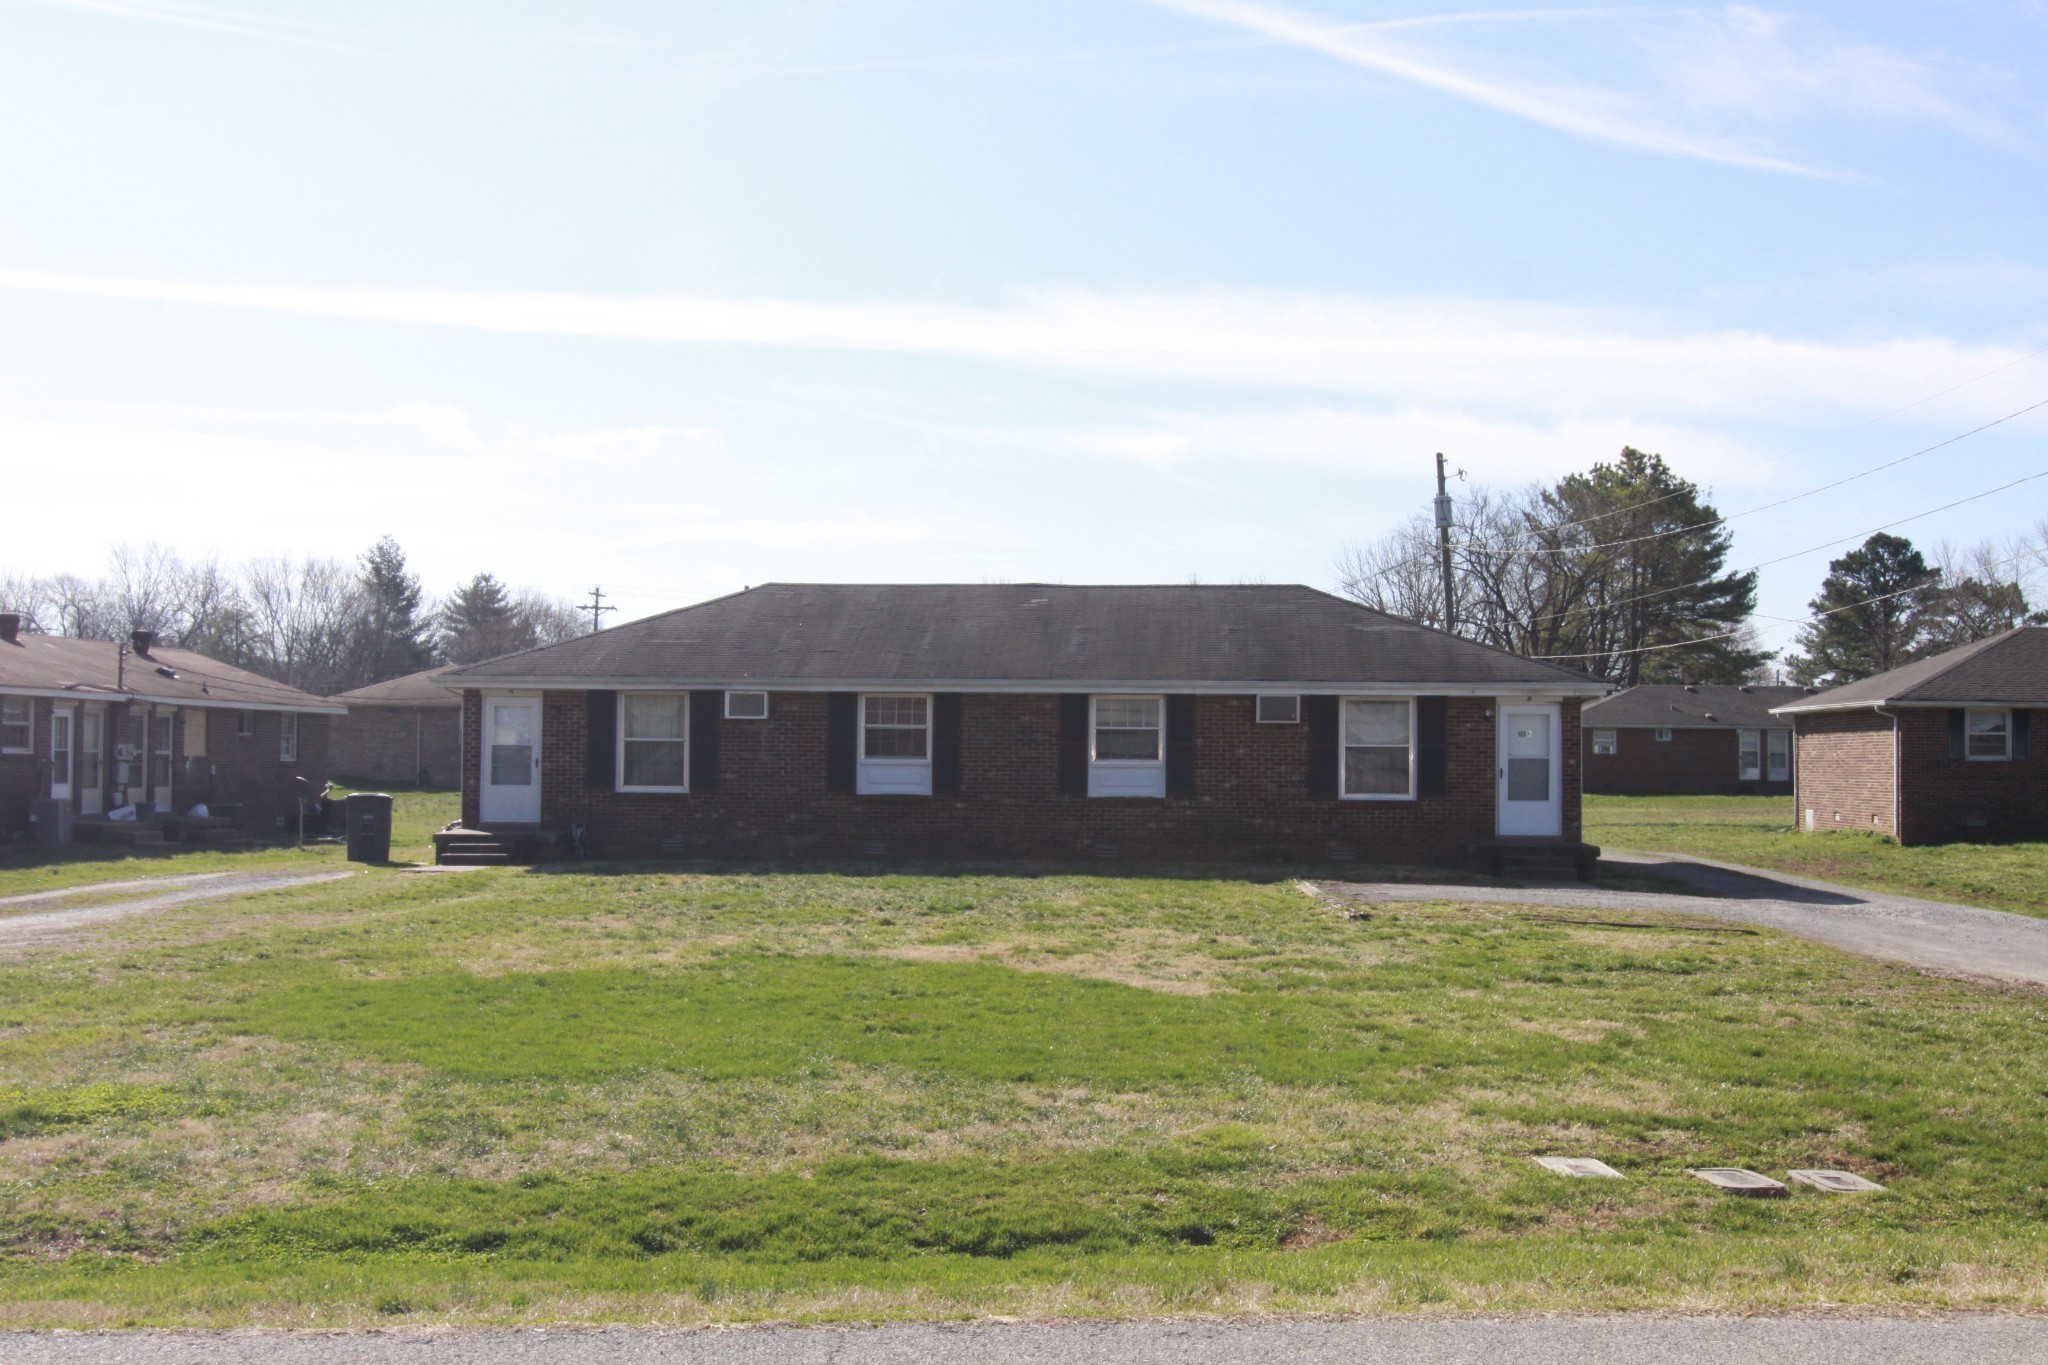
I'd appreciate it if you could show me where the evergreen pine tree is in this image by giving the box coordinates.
[352,535,437,685]
[1785,533,1938,685]
[437,572,533,664]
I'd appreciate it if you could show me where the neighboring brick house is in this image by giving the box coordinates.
[1581,684,1810,795]
[440,584,1607,874]
[1773,627,2046,845]
[328,664,461,788]
[0,614,342,841]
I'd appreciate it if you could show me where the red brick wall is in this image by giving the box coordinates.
[0,699,329,840]
[1792,709,1897,839]
[1582,726,1794,796]
[329,704,461,787]
[1895,708,2046,845]
[461,690,1585,867]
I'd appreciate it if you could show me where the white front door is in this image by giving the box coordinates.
[78,707,103,815]
[49,708,74,802]
[480,694,542,823]
[1497,703,1563,837]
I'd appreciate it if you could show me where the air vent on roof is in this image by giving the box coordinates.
[1703,712,1716,722]
[155,665,178,679]
[1683,685,1699,693]
[1738,685,1753,693]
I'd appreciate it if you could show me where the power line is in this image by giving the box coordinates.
[1527,531,2048,663]
[579,585,617,635]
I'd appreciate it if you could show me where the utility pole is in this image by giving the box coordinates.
[1433,452,1458,633]
[581,586,617,636]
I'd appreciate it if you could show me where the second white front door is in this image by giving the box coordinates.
[1497,703,1563,837]
[49,708,74,802]
[480,695,542,823]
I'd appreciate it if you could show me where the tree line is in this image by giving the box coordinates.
[0,537,586,697]
[1336,447,2047,688]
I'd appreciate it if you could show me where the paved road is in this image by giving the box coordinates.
[0,869,354,944]
[1324,852,2048,988]
[4,1317,2045,1363]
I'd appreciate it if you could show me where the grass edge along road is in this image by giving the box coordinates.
[1584,794,2048,917]
[3,862,2048,1326]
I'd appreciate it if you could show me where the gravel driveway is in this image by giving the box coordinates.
[0,869,354,944]
[1323,852,2048,988]
[3,1316,2044,1364]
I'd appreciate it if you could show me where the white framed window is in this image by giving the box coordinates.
[237,710,255,738]
[1255,694,1301,724]
[1341,697,1415,800]
[1654,728,1673,742]
[0,697,28,753]
[725,690,769,720]
[1767,729,1790,781]
[618,692,690,791]
[859,693,931,795]
[1738,728,1762,781]
[1591,728,1617,756]
[278,712,298,763]
[1089,695,1165,798]
[1966,708,2011,761]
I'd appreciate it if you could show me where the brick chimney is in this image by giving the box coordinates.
[0,613,18,643]
[131,629,155,656]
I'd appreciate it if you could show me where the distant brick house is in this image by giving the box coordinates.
[0,614,342,842]
[328,664,461,788]
[1581,684,1810,796]
[439,584,1608,874]
[1773,627,2045,845]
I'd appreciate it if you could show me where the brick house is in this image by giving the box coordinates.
[1773,626,2045,845]
[0,614,342,843]
[1581,684,1810,796]
[328,664,461,788]
[439,584,1607,874]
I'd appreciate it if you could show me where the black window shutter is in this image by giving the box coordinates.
[1165,695,1196,795]
[689,690,721,793]
[585,690,617,789]
[1948,708,1966,759]
[1057,694,1089,795]
[2014,709,2031,760]
[826,692,858,793]
[1416,696,1449,796]
[933,692,963,795]
[1306,695,1338,797]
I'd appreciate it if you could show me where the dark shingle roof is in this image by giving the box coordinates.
[330,664,462,707]
[0,633,342,712]
[1773,627,2048,713]
[443,584,1604,691]
[1583,684,1810,729]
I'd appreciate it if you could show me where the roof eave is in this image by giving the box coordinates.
[441,675,1610,696]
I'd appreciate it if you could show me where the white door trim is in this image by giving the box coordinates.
[480,692,543,824]
[1496,702,1563,837]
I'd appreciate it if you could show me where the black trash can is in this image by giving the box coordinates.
[344,791,395,864]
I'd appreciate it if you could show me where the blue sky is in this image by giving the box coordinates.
[2,0,2045,659]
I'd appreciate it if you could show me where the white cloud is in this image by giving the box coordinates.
[3,266,2041,433]
[1144,0,1825,173]
[25,0,374,53]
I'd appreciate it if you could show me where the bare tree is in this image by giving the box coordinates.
[244,556,364,695]
[0,574,55,633]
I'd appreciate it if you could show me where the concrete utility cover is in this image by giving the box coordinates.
[1532,1156,1625,1179]
[1689,1167,1788,1196]
[1787,1169,1885,1193]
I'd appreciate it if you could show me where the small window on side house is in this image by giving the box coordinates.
[1767,729,1790,780]
[1654,728,1673,742]
[1255,694,1300,724]
[618,693,689,791]
[1966,709,2010,760]
[1089,696,1165,797]
[278,713,298,763]
[859,694,932,795]
[725,690,769,720]
[237,711,255,738]
[1591,728,1616,756]
[1738,728,1762,781]
[0,698,29,753]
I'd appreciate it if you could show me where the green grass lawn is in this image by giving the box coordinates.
[1586,794,2048,916]
[0,789,461,901]
[2,862,2047,1326]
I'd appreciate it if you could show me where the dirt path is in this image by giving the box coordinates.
[0,869,355,943]
[1322,852,2048,988]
